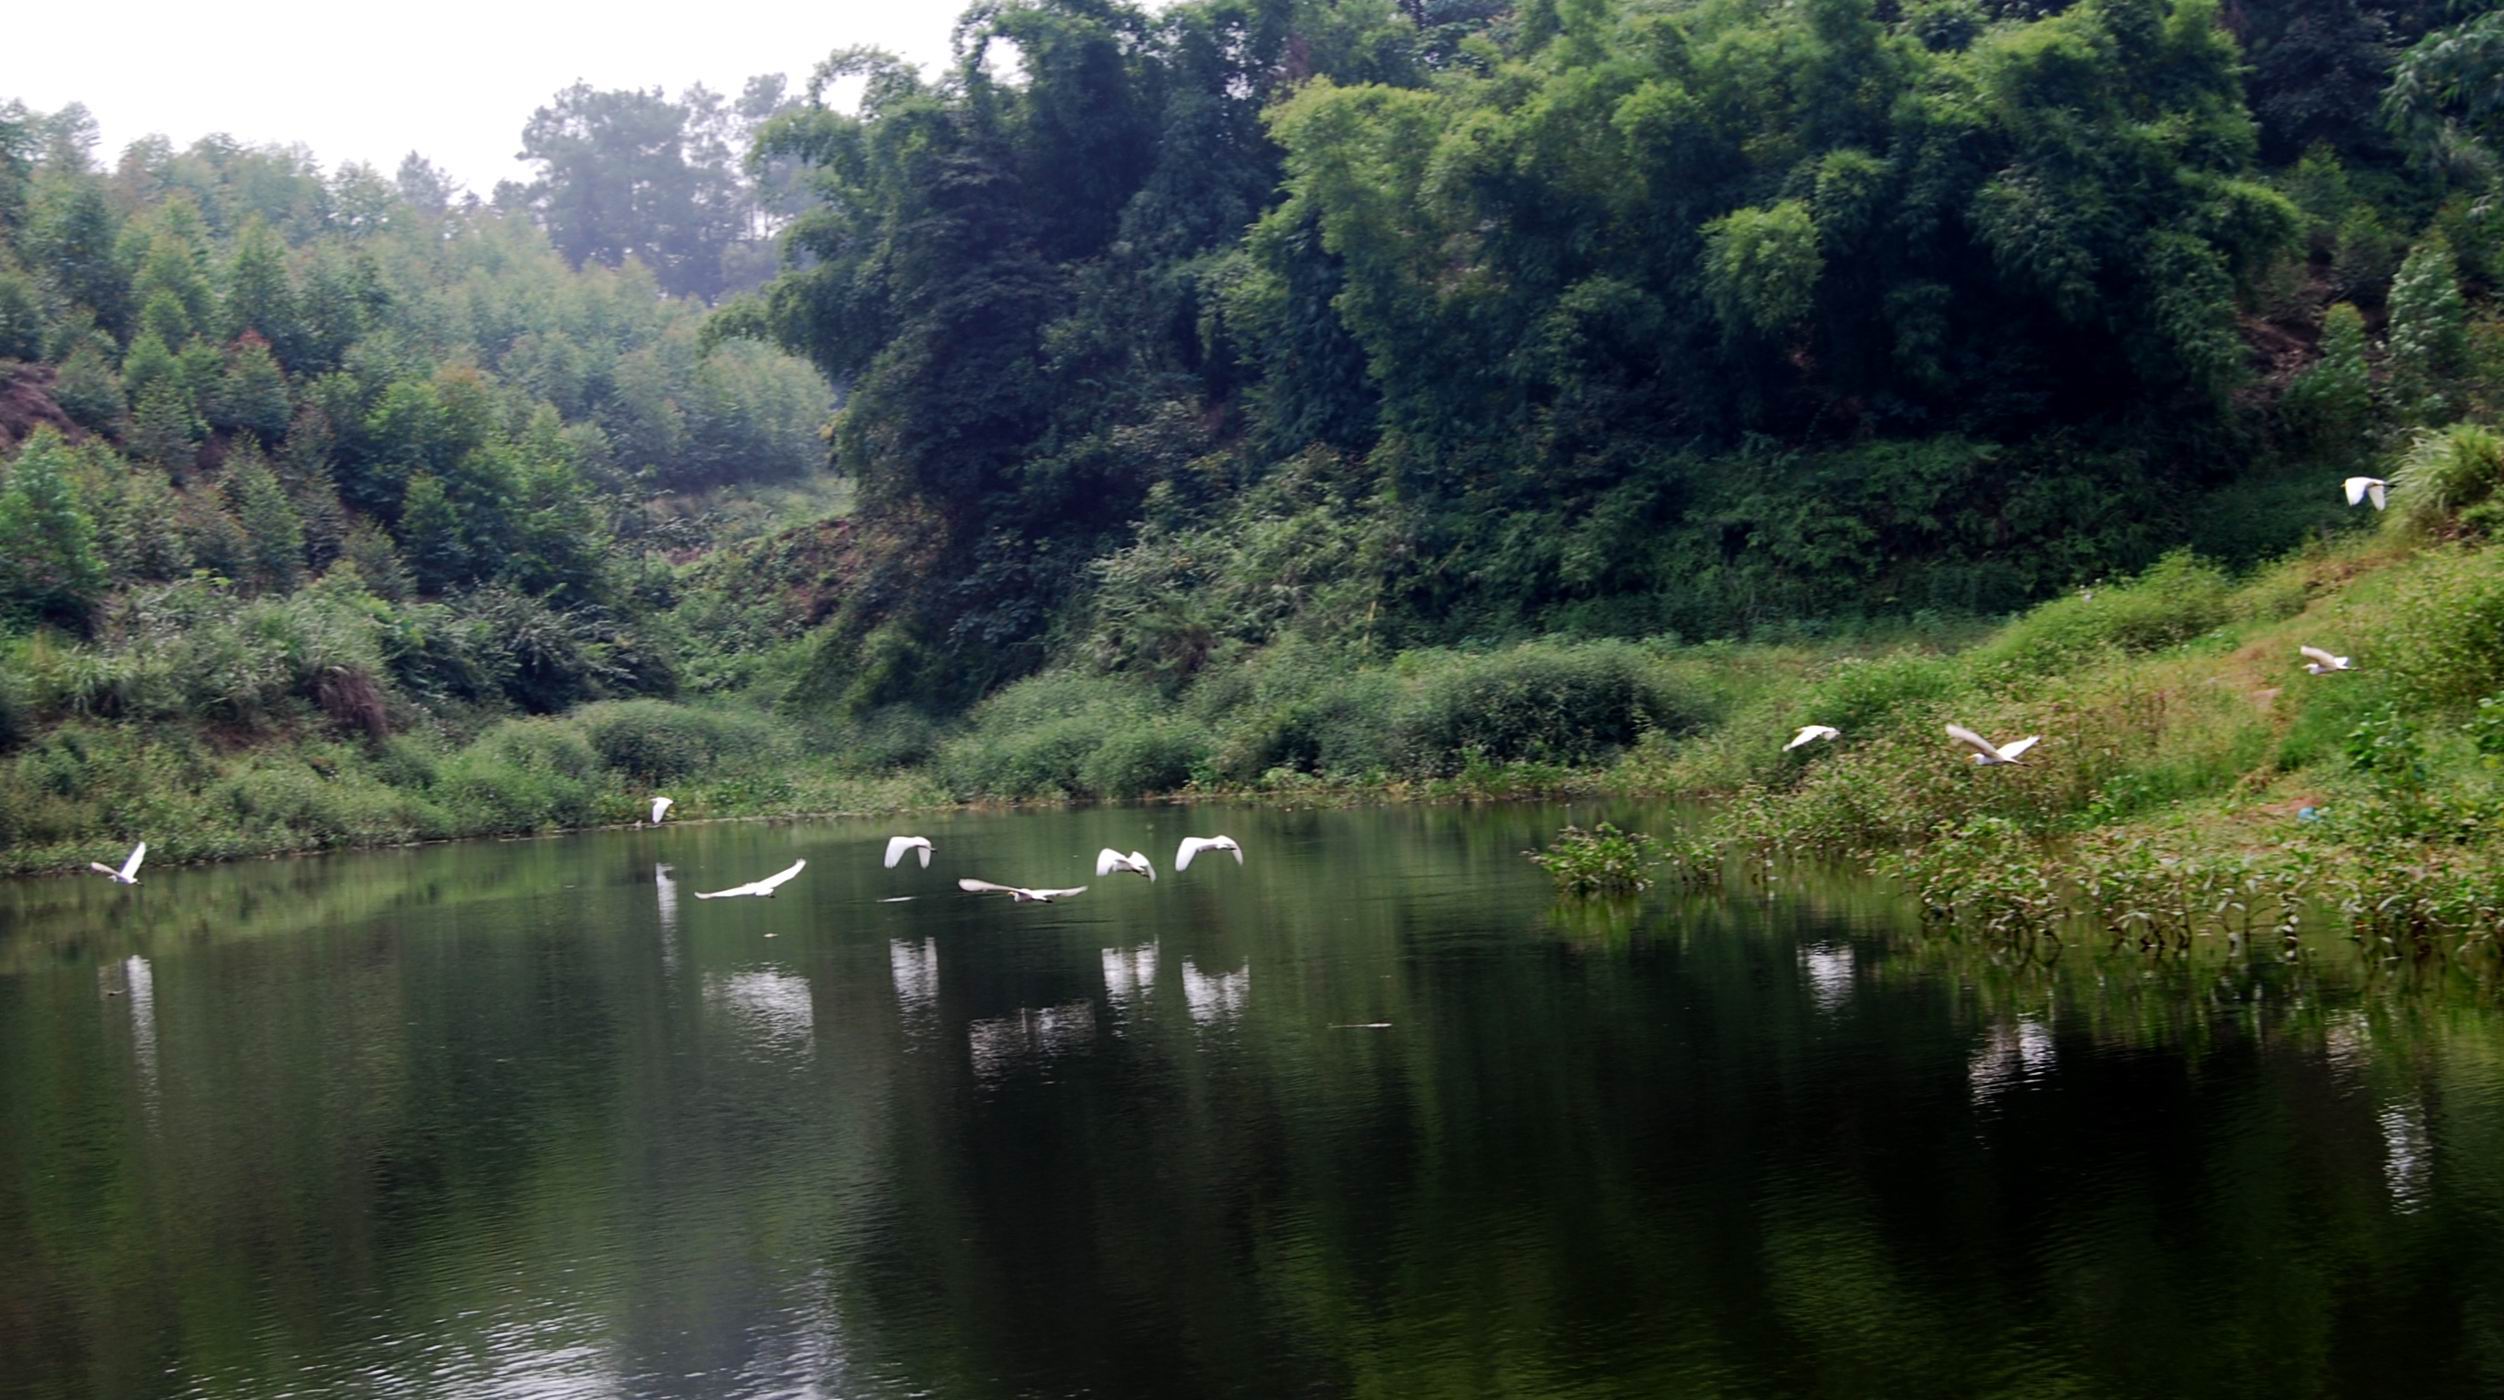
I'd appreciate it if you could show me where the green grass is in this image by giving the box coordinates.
[7,492,2503,957]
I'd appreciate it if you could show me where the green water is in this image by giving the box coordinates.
[4,802,2503,1397]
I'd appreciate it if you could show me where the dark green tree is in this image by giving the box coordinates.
[397,470,469,594]
[225,449,306,592]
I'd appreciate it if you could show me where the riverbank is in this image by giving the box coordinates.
[6,518,2501,948]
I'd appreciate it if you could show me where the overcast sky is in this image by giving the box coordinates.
[9,0,968,194]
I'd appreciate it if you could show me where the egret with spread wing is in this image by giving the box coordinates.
[1785,725,1840,752]
[959,879,1088,903]
[884,836,934,869]
[2344,476,2388,510]
[1946,724,2040,766]
[694,859,806,899]
[90,841,146,885]
[2301,645,2355,674]
[1176,835,1243,872]
[1096,848,1156,881]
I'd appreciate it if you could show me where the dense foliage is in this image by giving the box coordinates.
[725,0,2498,713]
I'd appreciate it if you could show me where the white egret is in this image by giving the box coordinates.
[2301,645,2356,674]
[1176,835,1244,871]
[1945,724,2041,766]
[884,835,935,869]
[89,842,146,885]
[958,878,1089,903]
[2344,476,2388,510]
[1784,725,1840,752]
[693,859,807,899]
[1096,848,1157,881]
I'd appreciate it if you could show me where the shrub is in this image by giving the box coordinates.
[1390,641,1690,776]
[834,704,940,771]
[2389,423,2504,538]
[435,718,605,830]
[577,699,776,782]
[1528,822,1665,895]
[1079,719,1213,798]
[935,672,1160,799]
[1972,552,2233,674]
[2378,548,2504,711]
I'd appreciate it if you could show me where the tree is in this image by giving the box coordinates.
[129,226,215,342]
[2384,8,2504,174]
[517,82,750,298]
[339,518,411,600]
[49,340,124,430]
[210,334,292,439]
[223,216,300,362]
[24,175,126,335]
[397,470,468,594]
[0,428,107,630]
[0,265,43,359]
[394,153,456,217]
[2286,302,2376,454]
[127,377,204,474]
[2387,235,2468,426]
[225,450,305,592]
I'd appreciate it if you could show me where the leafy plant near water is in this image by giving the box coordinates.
[1528,823,1667,897]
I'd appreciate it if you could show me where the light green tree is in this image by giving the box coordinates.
[2387,235,2469,426]
[0,427,108,629]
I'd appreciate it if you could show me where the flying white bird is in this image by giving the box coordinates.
[1096,848,1157,881]
[2344,476,2388,510]
[959,879,1089,903]
[89,841,146,885]
[1784,725,1840,752]
[635,796,674,828]
[693,859,807,899]
[1176,835,1244,871]
[884,836,934,869]
[2301,645,2356,674]
[1946,724,2041,766]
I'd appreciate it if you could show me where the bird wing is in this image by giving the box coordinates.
[1997,735,2042,760]
[1094,848,1130,876]
[915,842,932,868]
[885,836,916,869]
[652,797,672,824]
[1031,886,1088,900]
[2369,480,2387,510]
[2299,645,2342,668]
[960,878,1017,895]
[2344,476,2373,505]
[90,862,121,878]
[121,842,147,879]
[1219,837,1242,864]
[1944,724,2001,760]
[1177,838,1206,871]
[692,883,752,899]
[1131,851,1156,881]
[756,859,806,892]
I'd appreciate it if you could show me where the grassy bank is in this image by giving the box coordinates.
[7,465,2503,932]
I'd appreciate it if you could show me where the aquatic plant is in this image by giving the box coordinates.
[1528,823,1666,896]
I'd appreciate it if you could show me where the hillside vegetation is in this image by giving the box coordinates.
[6,0,2504,896]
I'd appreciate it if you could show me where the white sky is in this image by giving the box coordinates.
[6,0,969,194]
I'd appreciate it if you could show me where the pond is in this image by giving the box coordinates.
[4,802,2502,1397]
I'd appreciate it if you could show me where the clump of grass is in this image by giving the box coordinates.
[2389,422,2504,538]
[1528,822,1665,895]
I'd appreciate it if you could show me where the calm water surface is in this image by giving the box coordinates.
[4,802,2504,1397]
